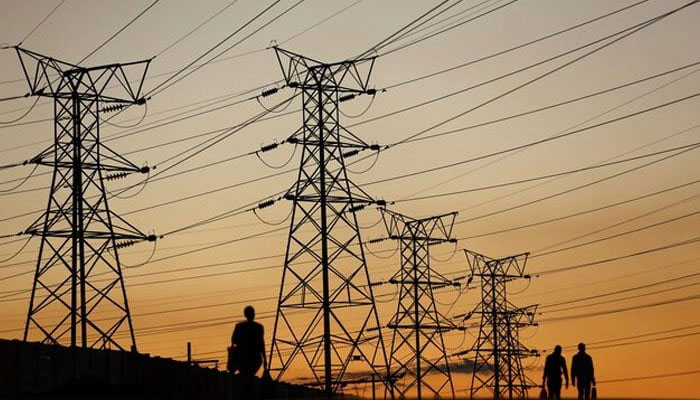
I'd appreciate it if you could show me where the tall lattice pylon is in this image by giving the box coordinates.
[460,250,538,399]
[380,209,463,399]
[14,47,153,351]
[268,47,390,395]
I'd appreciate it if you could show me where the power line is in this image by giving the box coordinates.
[378,0,521,57]
[532,197,700,258]
[515,257,700,304]
[573,323,700,349]
[279,0,365,46]
[18,0,66,45]
[101,63,700,218]
[146,0,300,98]
[393,142,700,204]
[364,91,700,191]
[453,142,699,226]
[8,67,690,230]
[382,0,651,90]
[449,110,700,225]
[452,191,700,262]
[458,179,700,241]
[4,140,696,279]
[383,0,472,46]
[0,96,40,125]
[0,93,31,103]
[383,0,699,149]
[0,239,407,304]
[540,270,700,310]
[78,0,161,63]
[544,280,700,314]
[105,94,289,145]
[360,0,451,58]
[107,93,298,199]
[539,293,700,323]
[534,236,700,276]
[400,64,700,200]
[154,0,240,58]
[394,60,700,147]
[0,0,357,137]
[5,114,697,255]
[387,0,506,46]
[597,370,700,384]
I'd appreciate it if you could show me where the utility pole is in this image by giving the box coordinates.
[15,47,154,351]
[268,47,390,395]
[458,250,538,399]
[380,209,462,399]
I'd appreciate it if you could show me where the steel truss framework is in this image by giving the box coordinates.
[15,47,152,350]
[381,209,462,399]
[268,48,390,395]
[461,250,538,400]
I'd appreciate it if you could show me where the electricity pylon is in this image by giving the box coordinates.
[14,47,153,351]
[268,47,390,395]
[380,209,463,399]
[459,250,538,399]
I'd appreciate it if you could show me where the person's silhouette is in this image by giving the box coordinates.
[571,343,596,400]
[229,306,267,378]
[542,345,568,400]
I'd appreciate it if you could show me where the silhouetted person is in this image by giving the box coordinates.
[542,345,568,400]
[571,343,596,400]
[229,305,267,378]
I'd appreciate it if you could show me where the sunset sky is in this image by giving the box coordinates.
[1,0,699,398]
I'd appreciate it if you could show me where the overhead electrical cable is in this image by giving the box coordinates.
[382,0,651,90]
[17,0,67,45]
[539,293,700,323]
[452,143,699,225]
[146,0,300,98]
[391,142,700,203]
[361,91,700,190]
[544,280,700,314]
[597,370,700,384]
[383,0,699,149]
[402,65,700,200]
[378,0,522,57]
[460,195,700,242]
[78,0,161,63]
[540,270,700,310]
[154,0,241,58]
[531,198,700,258]
[534,236,700,277]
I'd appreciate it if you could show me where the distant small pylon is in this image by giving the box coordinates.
[381,208,463,399]
[458,250,538,399]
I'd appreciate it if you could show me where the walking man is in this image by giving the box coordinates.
[229,305,267,377]
[543,345,568,400]
[571,342,596,400]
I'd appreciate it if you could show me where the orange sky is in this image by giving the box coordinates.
[1,1,699,398]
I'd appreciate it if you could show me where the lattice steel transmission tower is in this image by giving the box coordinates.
[268,47,390,395]
[459,250,538,400]
[14,47,153,351]
[380,209,463,399]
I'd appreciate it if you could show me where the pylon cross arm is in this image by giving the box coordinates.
[15,46,150,103]
[274,46,375,93]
